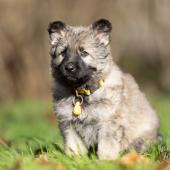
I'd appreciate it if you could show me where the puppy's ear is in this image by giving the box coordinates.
[92,19,112,46]
[48,21,66,45]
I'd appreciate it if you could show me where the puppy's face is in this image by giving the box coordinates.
[48,19,112,86]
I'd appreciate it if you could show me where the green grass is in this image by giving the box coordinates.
[0,96,170,170]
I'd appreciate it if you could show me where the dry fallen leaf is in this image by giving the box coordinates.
[157,160,170,170]
[35,154,67,170]
[120,151,151,167]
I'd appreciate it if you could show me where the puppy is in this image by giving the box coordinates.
[48,19,160,160]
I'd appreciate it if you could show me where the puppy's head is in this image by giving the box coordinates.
[48,19,112,86]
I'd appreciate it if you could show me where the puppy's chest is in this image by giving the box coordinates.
[71,116,99,146]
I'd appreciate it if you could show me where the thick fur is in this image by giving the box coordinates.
[48,19,160,160]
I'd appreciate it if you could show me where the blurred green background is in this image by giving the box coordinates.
[0,1,170,169]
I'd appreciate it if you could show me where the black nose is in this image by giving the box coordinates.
[65,62,77,72]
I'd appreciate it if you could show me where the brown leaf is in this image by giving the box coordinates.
[120,151,151,167]
[157,160,170,170]
[35,154,67,170]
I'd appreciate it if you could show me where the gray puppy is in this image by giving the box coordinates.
[48,19,160,160]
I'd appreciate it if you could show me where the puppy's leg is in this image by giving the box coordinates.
[97,124,122,160]
[60,122,87,156]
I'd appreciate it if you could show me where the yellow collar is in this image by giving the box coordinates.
[72,79,104,116]
[77,79,104,96]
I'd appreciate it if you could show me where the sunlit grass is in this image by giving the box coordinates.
[0,95,169,170]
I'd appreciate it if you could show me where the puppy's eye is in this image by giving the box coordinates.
[60,47,67,56]
[79,47,89,57]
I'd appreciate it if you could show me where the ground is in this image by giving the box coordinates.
[0,95,170,170]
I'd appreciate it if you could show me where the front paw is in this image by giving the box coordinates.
[65,144,87,157]
[97,140,121,160]
[98,150,119,160]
